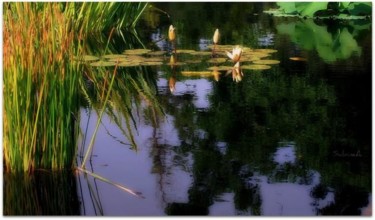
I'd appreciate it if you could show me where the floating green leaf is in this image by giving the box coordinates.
[140,61,163,66]
[207,58,228,63]
[102,54,127,59]
[147,51,167,56]
[207,66,233,71]
[82,55,100,62]
[252,60,280,65]
[254,49,278,54]
[117,61,142,67]
[90,61,117,67]
[181,71,213,77]
[123,49,151,55]
[241,64,271,70]
[176,49,197,54]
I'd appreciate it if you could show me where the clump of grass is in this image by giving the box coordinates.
[3,2,152,173]
[63,2,149,36]
[3,3,80,173]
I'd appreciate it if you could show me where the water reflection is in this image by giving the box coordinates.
[4,171,80,215]
[74,2,371,216]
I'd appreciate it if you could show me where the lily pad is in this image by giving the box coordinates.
[180,51,212,56]
[185,59,203,64]
[167,62,187,66]
[289,57,307,61]
[181,71,213,77]
[241,64,271,70]
[252,59,280,65]
[126,55,147,62]
[147,51,167,56]
[240,56,261,62]
[254,49,278,53]
[82,55,100,62]
[246,52,271,58]
[117,61,142,67]
[143,57,164,62]
[107,58,129,63]
[207,58,228,63]
[176,49,197,54]
[208,44,241,50]
[90,61,117,67]
[102,54,127,59]
[207,66,233,71]
[123,49,151,55]
[140,61,163,66]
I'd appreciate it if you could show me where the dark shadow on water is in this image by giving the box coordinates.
[3,170,80,215]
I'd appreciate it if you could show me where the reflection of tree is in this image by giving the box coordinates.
[137,2,371,215]
[315,185,369,215]
[159,64,370,215]
[147,2,277,47]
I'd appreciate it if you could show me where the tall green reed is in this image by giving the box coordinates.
[3,3,80,173]
[63,2,149,35]
[3,2,152,173]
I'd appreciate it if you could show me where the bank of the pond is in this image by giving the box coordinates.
[3,2,148,173]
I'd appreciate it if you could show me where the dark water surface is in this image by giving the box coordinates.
[4,2,372,216]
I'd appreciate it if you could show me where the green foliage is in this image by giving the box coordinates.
[272,2,371,18]
[3,3,80,172]
[347,2,372,15]
[63,2,149,34]
[3,2,149,173]
[295,2,328,17]
[277,19,367,62]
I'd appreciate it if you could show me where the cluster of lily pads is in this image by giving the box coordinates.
[79,26,281,83]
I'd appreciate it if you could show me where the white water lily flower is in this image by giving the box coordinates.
[226,46,243,62]
[213,29,220,44]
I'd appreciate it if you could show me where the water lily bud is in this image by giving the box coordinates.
[213,29,220,44]
[168,25,176,41]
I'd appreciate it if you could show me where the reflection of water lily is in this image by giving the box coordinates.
[226,46,242,62]
[228,62,243,83]
[169,76,176,93]
[213,29,220,44]
[168,25,176,41]
[169,54,176,65]
[211,66,221,82]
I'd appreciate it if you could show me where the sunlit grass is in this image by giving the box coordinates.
[3,3,80,172]
[63,2,149,36]
[3,2,150,173]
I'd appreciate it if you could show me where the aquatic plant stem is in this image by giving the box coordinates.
[77,167,145,199]
[81,65,118,169]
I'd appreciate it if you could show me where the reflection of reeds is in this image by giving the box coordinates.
[3,3,80,172]
[80,64,164,153]
[3,171,80,215]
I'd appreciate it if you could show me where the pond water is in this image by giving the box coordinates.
[4,2,372,216]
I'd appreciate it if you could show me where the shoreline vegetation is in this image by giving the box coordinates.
[3,2,148,173]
